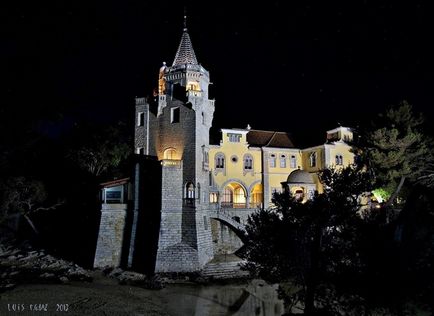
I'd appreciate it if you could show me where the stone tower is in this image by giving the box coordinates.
[135,17,215,272]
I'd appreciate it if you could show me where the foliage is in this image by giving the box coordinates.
[357,101,433,204]
[66,122,131,177]
[242,166,375,314]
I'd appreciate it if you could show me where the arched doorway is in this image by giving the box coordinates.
[221,182,246,208]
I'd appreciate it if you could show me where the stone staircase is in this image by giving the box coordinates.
[200,255,250,279]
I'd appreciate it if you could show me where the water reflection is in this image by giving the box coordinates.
[160,279,284,316]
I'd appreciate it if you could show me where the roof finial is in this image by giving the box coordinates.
[183,7,187,31]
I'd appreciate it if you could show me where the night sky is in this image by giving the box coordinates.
[5,1,434,147]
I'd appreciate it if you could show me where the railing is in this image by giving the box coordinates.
[161,159,181,167]
[220,202,247,209]
[213,208,247,231]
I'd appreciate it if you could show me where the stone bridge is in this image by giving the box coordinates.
[208,208,258,243]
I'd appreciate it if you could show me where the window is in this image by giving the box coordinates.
[137,112,144,126]
[270,154,276,168]
[197,183,201,202]
[280,155,286,168]
[171,107,180,123]
[137,147,145,155]
[309,152,317,167]
[243,154,253,170]
[186,182,195,199]
[222,187,233,205]
[202,112,205,125]
[228,133,241,143]
[163,148,176,159]
[209,192,218,203]
[215,153,225,169]
[335,154,343,165]
[290,155,297,168]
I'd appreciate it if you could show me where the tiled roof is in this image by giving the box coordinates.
[247,130,295,148]
[172,29,198,66]
[100,178,130,188]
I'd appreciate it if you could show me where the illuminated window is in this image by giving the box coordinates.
[222,187,233,205]
[270,154,276,168]
[295,189,304,201]
[309,152,317,167]
[290,155,297,168]
[186,182,195,199]
[209,192,218,203]
[280,155,286,168]
[171,107,180,123]
[137,112,144,126]
[163,148,176,159]
[137,147,145,155]
[215,153,225,169]
[244,154,253,170]
[335,155,343,165]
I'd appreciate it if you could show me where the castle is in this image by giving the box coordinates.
[93,19,355,274]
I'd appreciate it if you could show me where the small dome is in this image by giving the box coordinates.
[287,170,314,184]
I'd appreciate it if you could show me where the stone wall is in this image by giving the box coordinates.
[94,204,128,268]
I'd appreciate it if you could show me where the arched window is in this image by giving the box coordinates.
[335,154,343,165]
[270,154,276,168]
[164,148,177,160]
[197,183,201,202]
[243,154,253,170]
[209,192,218,203]
[215,153,225,169]
[309,152,317,167]
[186,182,195,199]
[290,155,297,168]
[280,154,286,168]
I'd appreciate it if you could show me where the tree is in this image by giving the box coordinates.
[242,166,374,314]
[359,101,432,207]
[0,177,63,235]
[67,122,131,178]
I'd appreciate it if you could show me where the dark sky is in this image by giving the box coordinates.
[4,1,434,146]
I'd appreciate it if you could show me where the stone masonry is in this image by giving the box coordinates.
[94,204,128,268]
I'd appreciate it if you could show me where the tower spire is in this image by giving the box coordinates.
[172,12,198,66]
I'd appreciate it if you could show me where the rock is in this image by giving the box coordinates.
[40,272,56,279]
[59,276,69,284]
[117,271,146,285]
[145,275,165,290]
[108,267,123,278]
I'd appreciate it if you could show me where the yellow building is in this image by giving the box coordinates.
[209,125,355,209]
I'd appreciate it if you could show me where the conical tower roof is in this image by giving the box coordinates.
[172,17,198,66]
